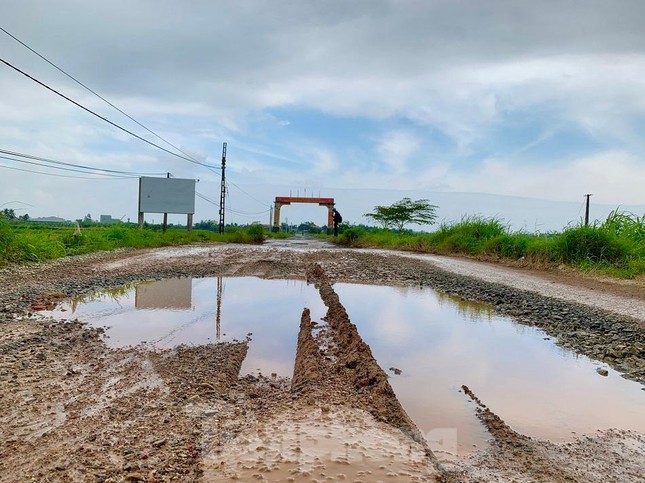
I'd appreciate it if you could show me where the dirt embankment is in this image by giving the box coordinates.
[0,244,644,482]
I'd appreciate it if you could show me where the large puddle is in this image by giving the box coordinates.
[48,277,645,456]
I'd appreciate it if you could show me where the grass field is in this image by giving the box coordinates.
[335,210,645,278]
[2,212,643,278]
[0,221,284,265]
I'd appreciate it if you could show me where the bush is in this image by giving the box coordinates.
[0,220,14,252]
[60,232,86,249]
[247,224,266,243]
[602,210,645,243]
[427,216,507,253]
[339,227,364,246]
[106,227,129,243]
[555,226,629,265]
[483,234,530,259]
[0,220,16,263]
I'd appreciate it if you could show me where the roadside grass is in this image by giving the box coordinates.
[0,222,280,266]
[334,210,645,278]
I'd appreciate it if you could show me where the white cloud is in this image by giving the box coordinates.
[376,130,420,174]
[441,151,645,205]
[1,0,645,221]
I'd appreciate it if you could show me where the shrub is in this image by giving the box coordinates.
[340,227,364,246]
[555,226,629,265]
[106,227,129,243]
[0,220,16,262]
[0,220,14,252]
[247,224,266,243]
[483,234,530,259]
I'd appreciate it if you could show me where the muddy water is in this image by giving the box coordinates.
[49,277,645,457]
[334,283,645,455]
[50,277,326,377]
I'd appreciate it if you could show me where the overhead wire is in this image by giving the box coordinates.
[0,57,220,171]
[0,163,134,180]
[220,180,271,217]
[0,26,202,166]
[226,207,271,216]
[196,192,219,206]
[226,178,271,208]
[0,148,166,176]
[0,154,140,177]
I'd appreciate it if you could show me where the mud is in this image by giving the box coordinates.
[0,243,644,481]
[443,385,645,482]
[304,263,428,449]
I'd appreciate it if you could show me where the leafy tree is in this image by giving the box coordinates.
[1,208,16,220]
[364,197,438,231]
[194,219,218,231]
[19,213,29,221]
[297,221,322,234]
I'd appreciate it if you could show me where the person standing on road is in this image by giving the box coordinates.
[332,207,342,236]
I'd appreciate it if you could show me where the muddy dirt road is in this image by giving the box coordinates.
[1,240,643,482]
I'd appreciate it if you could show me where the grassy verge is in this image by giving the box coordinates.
[334,211,645,279]
[0,222,282,266]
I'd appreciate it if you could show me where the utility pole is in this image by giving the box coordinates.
[269,204,273,228]
[218,142,227,234]
[584,193,592,226]
[162,172,170,233]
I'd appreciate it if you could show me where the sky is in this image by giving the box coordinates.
[1,0,644,231]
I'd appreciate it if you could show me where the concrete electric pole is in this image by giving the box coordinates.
[218,142,227,234]
[584,193,592,226]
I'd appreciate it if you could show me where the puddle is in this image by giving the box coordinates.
[48,277,645,457]
[334,283,645,455]
[51,277,326,377]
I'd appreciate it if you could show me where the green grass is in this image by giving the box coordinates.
[3,212,643,278]
[333,211,645,278]
[0,221,278,266]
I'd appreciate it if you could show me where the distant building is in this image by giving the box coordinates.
[100,215,120,224]
[30,216,70,223]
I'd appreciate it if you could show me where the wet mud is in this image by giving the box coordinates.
[0,244,643,481]
[304,263,428,449]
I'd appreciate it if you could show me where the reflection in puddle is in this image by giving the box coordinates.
[53,277,326,378]
[135,278,193,310]
[49,277,645,457]
[334,283,645,455]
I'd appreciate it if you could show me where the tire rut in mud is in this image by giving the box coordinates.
[299,263,432,454]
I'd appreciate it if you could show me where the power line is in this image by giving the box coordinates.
[221,182,269,216]
[196,191,219,206]
[226,178,270,208]
[0,148,166,176]
[0,56,220,171]
[0,163,134,180]
[226,205,271,215]
[0,154,140,177]
[0,26,203,166]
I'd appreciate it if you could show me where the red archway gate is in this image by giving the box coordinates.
[273,196,335,231]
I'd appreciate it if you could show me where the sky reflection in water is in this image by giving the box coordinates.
[50,277,645,455]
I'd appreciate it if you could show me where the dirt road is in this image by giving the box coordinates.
[0,240,643,482]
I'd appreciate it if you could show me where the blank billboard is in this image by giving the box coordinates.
[139,177,196,214]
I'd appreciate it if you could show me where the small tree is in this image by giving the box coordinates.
[364,197,438,231]
[1,208,16,220]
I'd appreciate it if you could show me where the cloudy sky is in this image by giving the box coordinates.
[1,1,644,229]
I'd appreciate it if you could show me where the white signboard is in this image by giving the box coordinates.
[138,177,196,214]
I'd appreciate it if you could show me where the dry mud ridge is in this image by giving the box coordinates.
[0,244,644,482]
